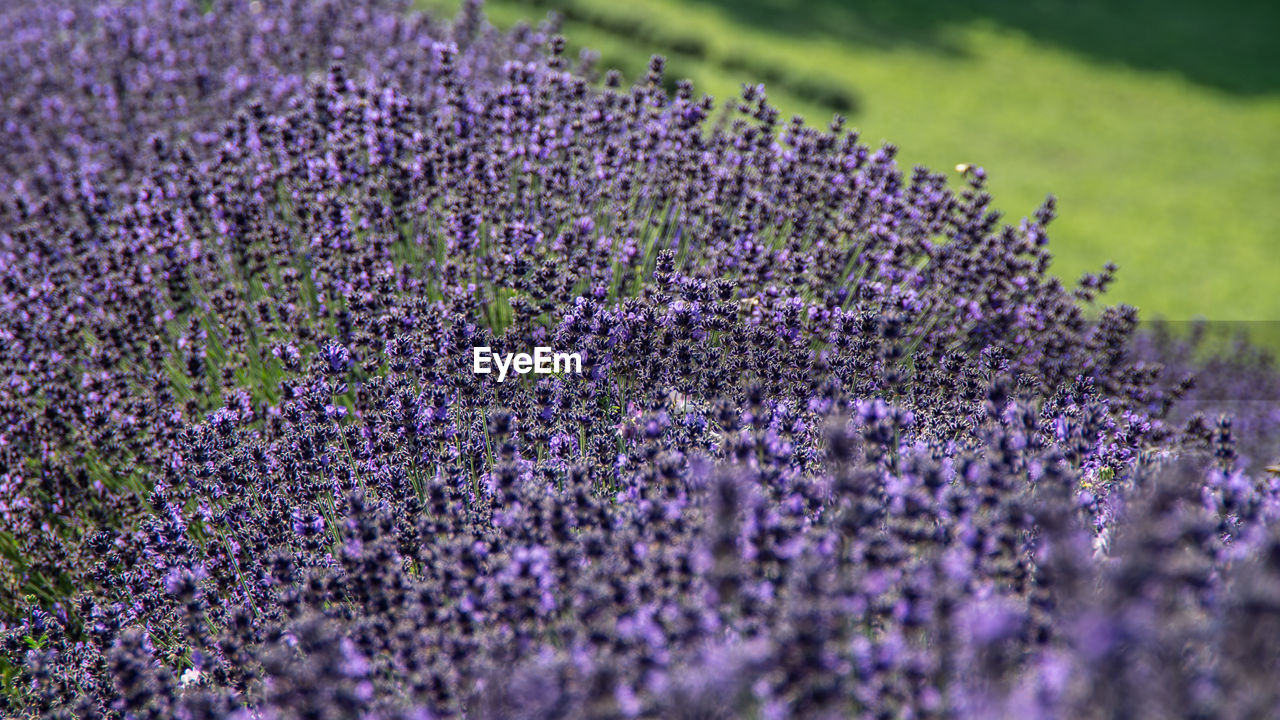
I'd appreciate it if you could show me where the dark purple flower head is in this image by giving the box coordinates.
[320,341,352,376]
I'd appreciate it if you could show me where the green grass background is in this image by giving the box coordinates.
[421,0,1280,342]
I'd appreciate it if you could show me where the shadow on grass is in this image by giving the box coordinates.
[501,0,864,113]
[682,0,1280,96]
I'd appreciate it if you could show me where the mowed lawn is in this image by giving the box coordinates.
[420,0,1280,333]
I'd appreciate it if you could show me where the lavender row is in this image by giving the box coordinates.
[1,1,1278,718]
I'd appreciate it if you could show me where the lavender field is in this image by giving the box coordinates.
[2,1,1279,718]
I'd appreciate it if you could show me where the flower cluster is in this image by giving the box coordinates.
[1,1,1278,718]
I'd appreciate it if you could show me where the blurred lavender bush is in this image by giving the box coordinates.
[1,1,1278,718]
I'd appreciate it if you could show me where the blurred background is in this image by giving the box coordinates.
[421,0,1280,344]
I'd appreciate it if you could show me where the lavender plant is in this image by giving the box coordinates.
[1,1,1278,718]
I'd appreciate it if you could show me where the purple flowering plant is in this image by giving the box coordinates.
[1,1,1278,718]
